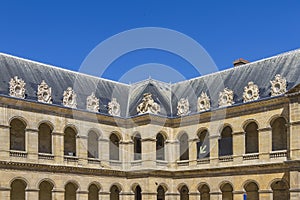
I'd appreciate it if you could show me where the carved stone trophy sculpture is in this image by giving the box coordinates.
[243,82,259,103]
[270,74,287,96]
[86,92,99,112]
[218,88,234,107]
[177,98,190,116]
[108,98,121,117]
[137,93,160,114]
[9,76,26,99]
[62,87,77,108]
[197,92,210,112]
[37,80,52,104]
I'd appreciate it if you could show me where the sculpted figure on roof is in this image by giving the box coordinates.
[270,74,287,96]
[62,87,77,108]
[137,93,160,114]
[108,98,121,117]
[37,80,52,104]
[9,76,26,99]
[86,92,99,112]
[197,92,210,112]
[219,88,234,107]
[177,98,190,116]
[243,81,259,103]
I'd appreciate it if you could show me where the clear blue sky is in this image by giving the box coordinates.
[1,1,300,83]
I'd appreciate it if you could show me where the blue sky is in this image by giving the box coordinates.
[1,1,300,83]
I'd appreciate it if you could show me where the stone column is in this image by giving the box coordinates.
[259,190,272,200]
[0,125,10,160]
[77,136,88,166]
[52,132,64,164]
[189,191,200,200]
[0,187,10,200]
[233,131,245,164]
[209,135,219,165]
[52,189,64,200]
[26,188,39,199]
[99,138,109,167]
[77,190,88,200]
[290,171,300,200]
[165,192,180,200]
[210,192,221,200]
[233,191,245,200]
[26,128,38,161]
[99,191,110,200]
[120,141,133,170]
[258,127,272,162]
[142,192,157,200]
[120,191,134,200]
[189,138,198,166]
[165,140,179,168]
[141,138,156,168]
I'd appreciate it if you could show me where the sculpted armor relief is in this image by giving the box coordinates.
[9,76,26,99]
[197,92,210,112]
[270,74,286,96]
[219,88,234,107]
[37,80,52,104]
[177,98,190,116]
[86,92,99,112]
[137,93,160,114]
[243,81,259,102]
[62,87,77,108]
[108,98,121,116]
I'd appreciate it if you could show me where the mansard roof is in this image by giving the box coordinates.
[1,48,300,117]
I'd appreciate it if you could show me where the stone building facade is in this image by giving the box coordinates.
[1,49,300,200]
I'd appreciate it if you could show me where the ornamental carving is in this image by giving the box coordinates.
[197,92,210,112]
[137,93,160,114]
[270,74,286,96]
[177,98,190,116]
[9,76,26,99]
[86,92,99,112]
[37,80,52,104]
[62,87,77,108]
[108,98,121,116]
[219,88,234,107]
[243,81,259,102]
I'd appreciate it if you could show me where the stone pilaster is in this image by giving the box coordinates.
[0,125,9,160]
[189,138,198,166]
[77,190,88,200]
[141,138,156,168]
[26,128,38,161]
[99,138,110,167]
[52,189,64,200]
[233,131,245,164]
[259,190,272,200]
[52,132,64,164]
[0,187,10,200]
[209,135,219,165]
[26,188,39,200]
[258,127,272,162]
[290,171,300,200]
[165,140,179,168]
[77,136,88,166]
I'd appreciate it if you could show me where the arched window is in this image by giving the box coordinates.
[109,133,120,160]
[244,182,259,200]
[88,131,99,159]
[10,118,26,151]
[179,133,189,161]
[134,185,142,200]
[245,122,259,154]
[65,182,78,200]
[219,126,233,156]
[197,130,210,159]
[11,179,27,200]
[221,183,233,200]
[38,123,53,154]
[156,133,165,160]
[157,185,165,200]
[88,184,99,200]
[64,127,77,156]
[110,185,120,200]
[271,117,287,151]
[180,185,189,200]
[271,180,289,200]
[39,181,54,200]
[134,133,142,160]
[199,184,210,200]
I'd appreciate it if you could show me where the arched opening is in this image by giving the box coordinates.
[179,185,189,200]
[110,185,120,200]
[179,133,189,161]
[271,180,289,200]
[197,130,210,159]
[65,182,78,200]
[221,183,233,200]
[11,179,27,200]
[64,127,77,156]
[134,185,142,200]
[271,117,287,151]
[156,133,165,160]
[88,131,99,159]
[199,184,210,200]
[133,133,142,160]
[109,133,120,160]
[244,182,259,200]
[39,180,54,200]
[38,123,53,154]
[245,122,259,154]
[10,118,26,151]
[157,185,165,200]
[88,184,99,200]
[219,126,233,156]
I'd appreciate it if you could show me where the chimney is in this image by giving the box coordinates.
[233,58,250,67]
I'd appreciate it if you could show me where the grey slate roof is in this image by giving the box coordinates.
[1,48,300,118]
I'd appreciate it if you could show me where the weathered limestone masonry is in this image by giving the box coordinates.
[1,49,300,199]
